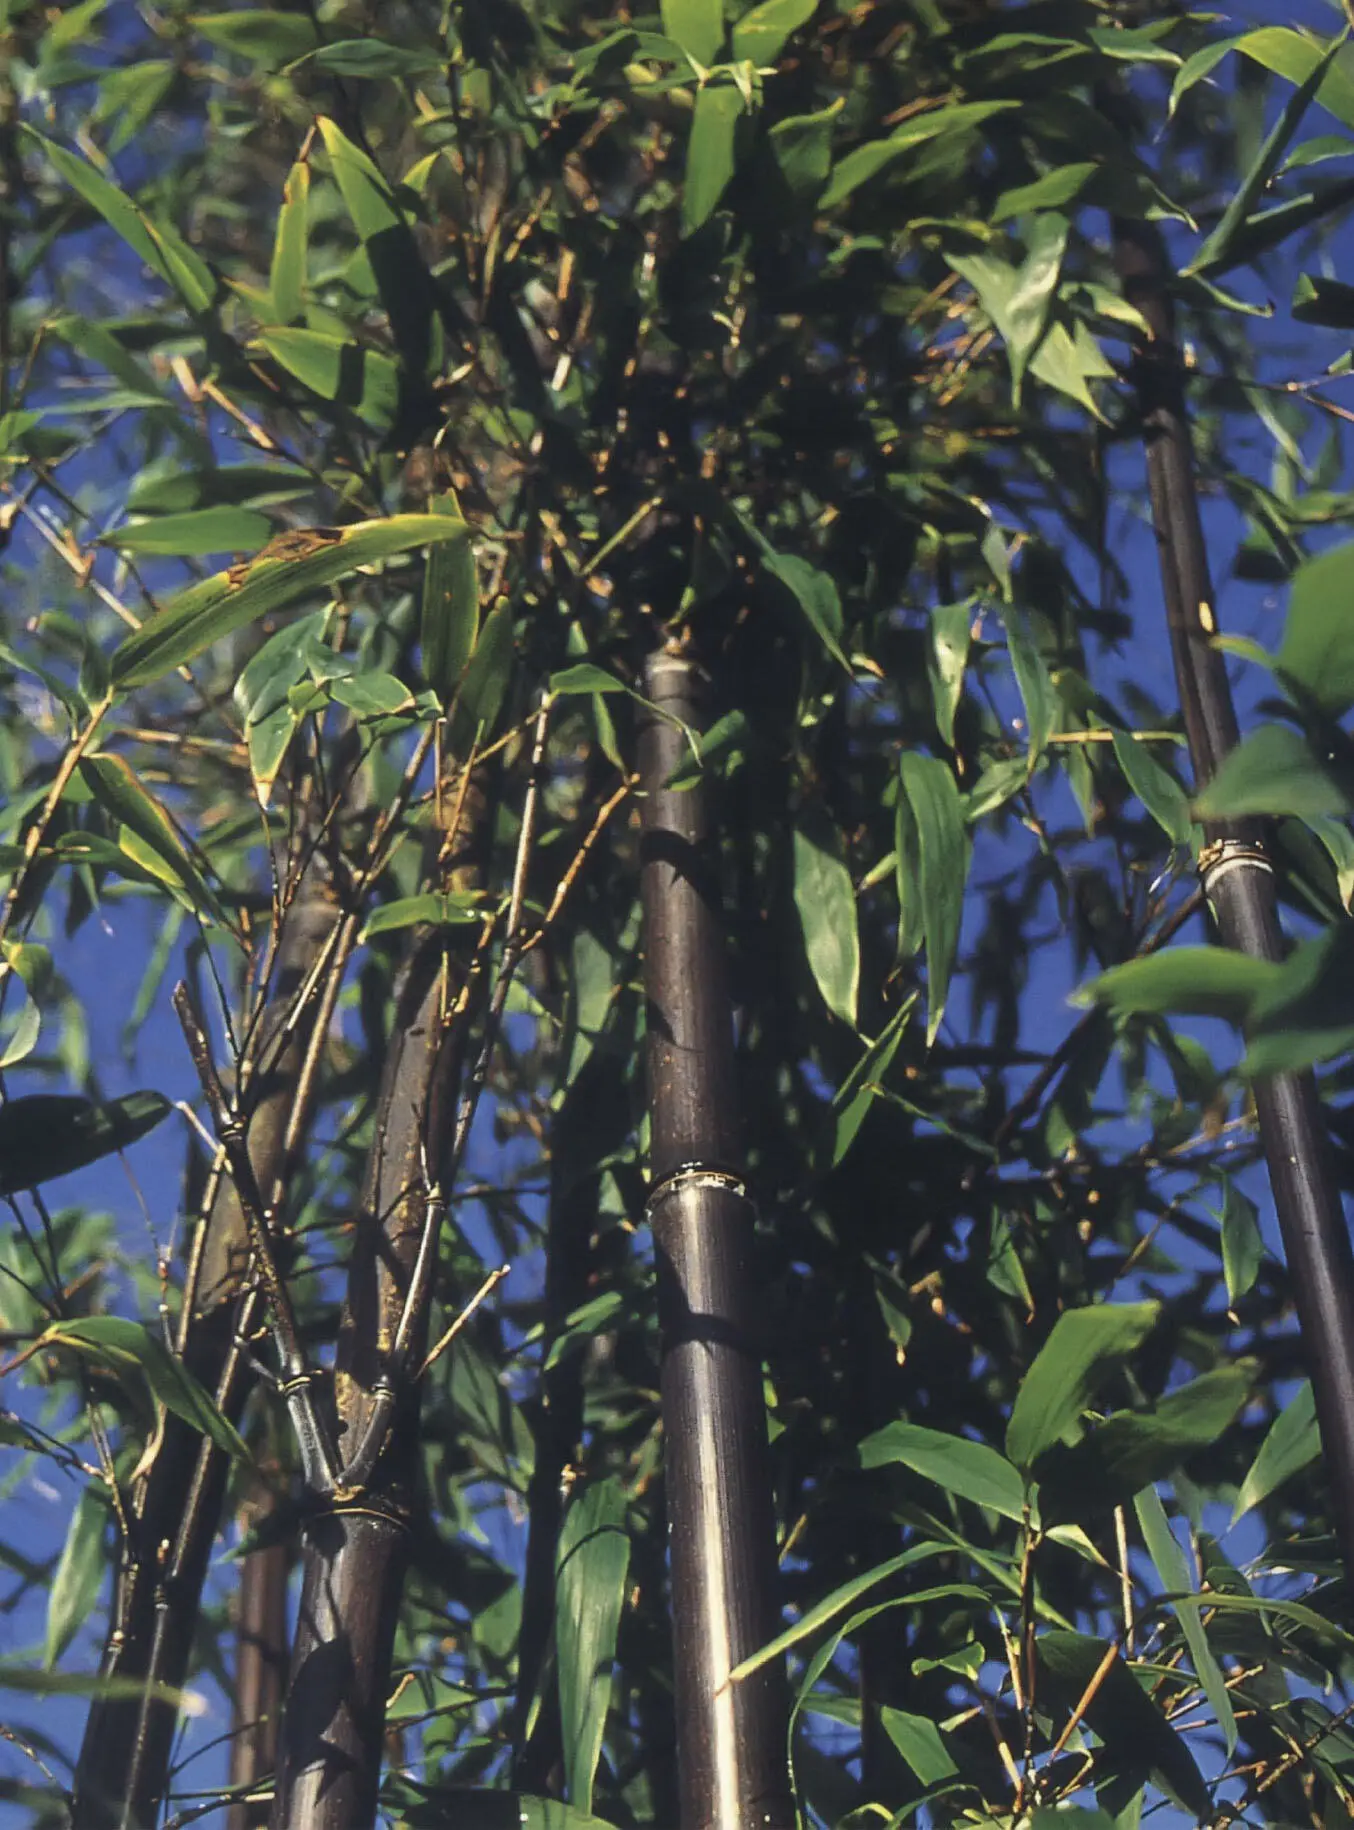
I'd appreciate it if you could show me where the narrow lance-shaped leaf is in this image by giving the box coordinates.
[555,1478,630,1816]
[662,0,723,64]
[1112,730,1192,844]
[269,156,310,323]
[34,1316,250,1460]
[1006,1301,1159,1470]
[683,83,743,237]
[23,127,215,313]
[898,751,970,1046]
[110,514,468,689]
[46,1486,107,1669]
[793,817,859,1027]
[318,116,436,375]
[1192,722,1351,821]
[1134,1487,1237,1754]
[1277,540,1354,718]
[0,1091,171,1195]
[420,494,479,706]
[928,599,971,748]
[860,1419,1027,1522]
[1186,30,1349,277]
[78,754,221,920]
[1232,1380,1320,1523]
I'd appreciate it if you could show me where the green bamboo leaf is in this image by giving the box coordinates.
[0,1091,171,1196]
[549,664,627,696]
[45,1486,107,1668]
[928,599,971,748]
[830,997,916,1167]
[35,1317,250,1460]
[1232,1380,1319,1524]
[949,214,1068,401]
[361,892,486,941]
[768,100,841,200]
[110,514,467,689]
[731,0,816,64]
[1234,26,1354,134]
[1186,31,1347,277]
[1000,603,1053,769]
[1006,1302,1159,1470]
[683,82,742,235]
[1194,724,1351,821]
[820,102,1018,209]
[104,506,273,558]
[1035,1365,1255,1522]
[318,116,437,375]
[1220,1180,1264,1305]
[23,129,215,313]
[1037,1631,1209,1819]
[290,39,444,78]
[421,496,477,706]
[661,0,723,64]
[729,1544,948,1682]
[556,1479,630,1817]
[1277,541,1354,717]
[992,162,1098,223]
[860,1420,1027,1522]
[1293,271,1354,328]
[880,1708,958,1786]
[1134,1487,1237,1754]
[450,597,516,750]
[78,754,221,920]
[256,327,399,426]
[190,10,317,66]
[269,158,310,323]
[793,818,859,1027]
[1112,731,1192,843]
[897,751,970,1046]
[1073,947,1280,1021]
[0,993,40,1071]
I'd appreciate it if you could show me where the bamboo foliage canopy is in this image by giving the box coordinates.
[1,2,1354,1827]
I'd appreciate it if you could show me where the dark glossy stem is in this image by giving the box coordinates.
[227,1495,291,1830]
[638,651,795,1830]
[73,886,337,1830]
[1115,215,1354,1580]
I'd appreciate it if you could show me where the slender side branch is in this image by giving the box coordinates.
[1114,211,1354,1581]
[173,982,342,1495]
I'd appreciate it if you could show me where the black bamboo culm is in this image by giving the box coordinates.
[270,716,544,1827]
[637,652,795,1830]
[72,883,337,1830]
[1114,215,1354,1579]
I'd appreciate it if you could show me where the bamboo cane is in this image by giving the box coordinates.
[72,881,338,1830]
[1113,214,1354,1578]
[637,650,795,1830]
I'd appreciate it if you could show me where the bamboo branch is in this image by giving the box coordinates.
[1113,211,1354,1581]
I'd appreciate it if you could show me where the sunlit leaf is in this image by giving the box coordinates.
[556,1479,630,1816]
[45,1486,107,1668]
[793,818,859,1026]
[110,514,467,688]
[683,83,742,235]
[1232,1381,1319,1524]
[35,1317,249,1460]
[1006,1302,1159,1469]
[897,752,970,1046]
[860,1420,1026,1521]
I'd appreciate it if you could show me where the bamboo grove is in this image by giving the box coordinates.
[4,2,1354,1827]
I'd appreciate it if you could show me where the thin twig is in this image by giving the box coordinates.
[419,1263,510,1378]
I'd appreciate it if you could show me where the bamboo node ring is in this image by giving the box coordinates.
[1198,838,1273,896]
[645,1164,749,1222]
